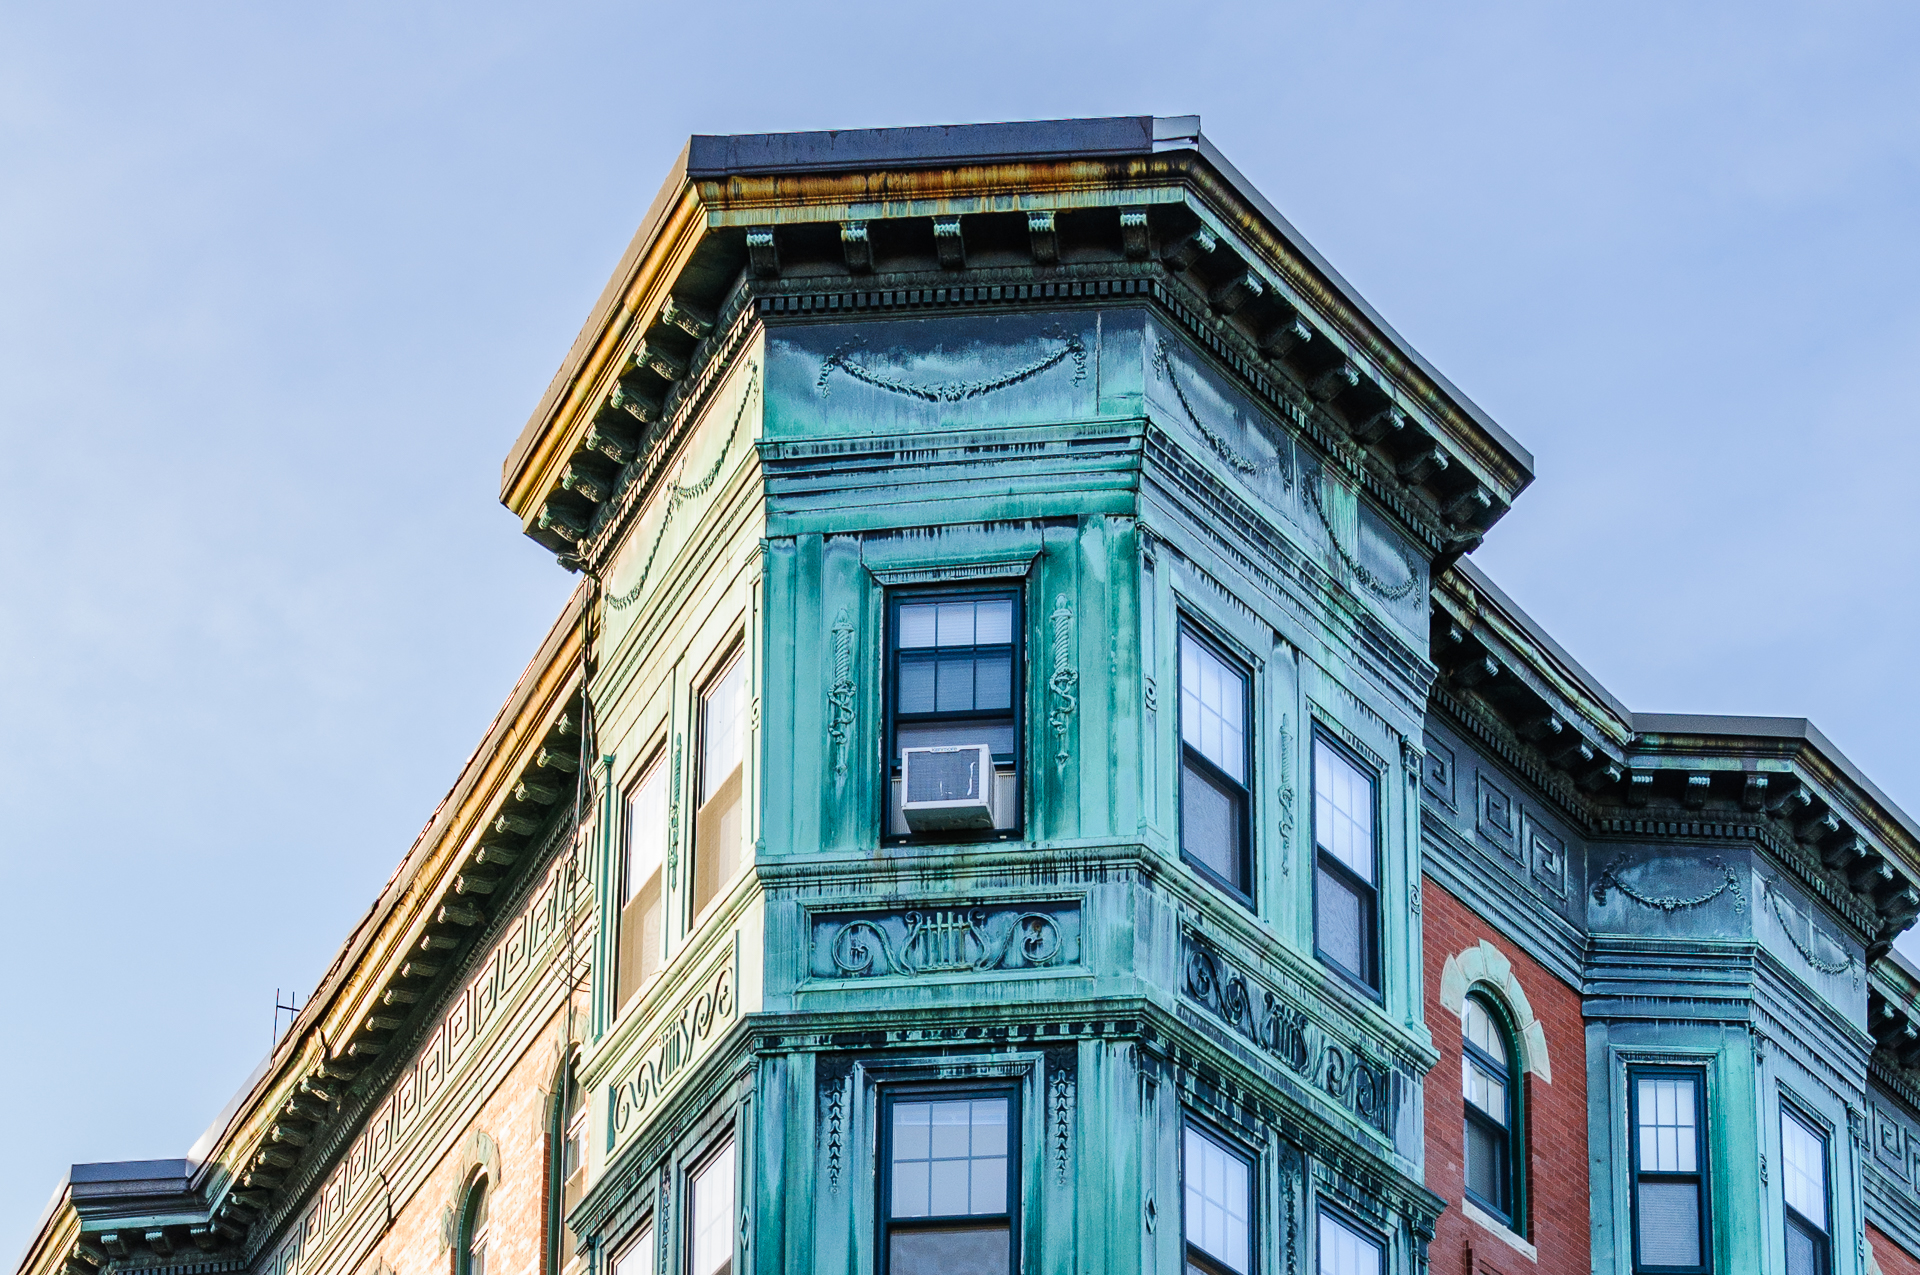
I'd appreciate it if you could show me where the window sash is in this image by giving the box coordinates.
[1780,1109,1828,1233]
[689,1142,735,1275]
[1179,631,1248,783]
[1629,1070,1711,1274]
[1312,738,1375,885]
[700,653,746,805]
[1183,1125,1253,1275]
[879,1088,1019,1275]
[1316,1208,1384,1275]
[1314,851,1378,989]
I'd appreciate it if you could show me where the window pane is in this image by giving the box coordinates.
[899,603,938,648]
[888,1224,1010,1275]
[1182,759,1244,889]
[690,1142,735,1275]
[975,600,1014,644]
[1180,634,1246,783]
[1184,1128,1251,1274]
[899,654,938,713]
[1465,1115,1508,1212]
[891,1099,1010,1218]
[936,655,977,712]
[974,654,1012,711]
[1781,1110,1827,1230]
[1636,1077,1698,1172]
[1636,1181,1701,1268]
[1463,998,1508,1067]
[624,763,667,905]
[898,719,1017,759]
[1317,1212,1383,1275]
[1464,1057,1507,1124]
[1785,1215,1819,1275]
[702,656,747,802]
[1314,743,1374,883]
[612,1230,651,1275]
[936,602,976,646]
[1316,865,1365,977]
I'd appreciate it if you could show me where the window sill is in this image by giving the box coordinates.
[1463,1198,1535,1264]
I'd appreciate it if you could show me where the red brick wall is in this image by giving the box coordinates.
[1873,1223,1920,1275]
[1423,877,1588,1275]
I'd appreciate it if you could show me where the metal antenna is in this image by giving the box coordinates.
[273,987,301,1047]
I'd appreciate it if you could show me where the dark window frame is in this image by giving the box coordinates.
[1310,727,1382,996]
[1175,620,1255,907]
[607,1218,655,1275]
[1180,1113,1257,1275]
[1779,1101,1830,1275]
[876,1083,1022,1275]
[546,1051,587,1275]
[689,638,748,923]
[1461,990,1525,1231]
[882,586,1025,844]
[1627,1065,1713,1275]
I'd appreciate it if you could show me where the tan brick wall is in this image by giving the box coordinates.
[360,1006,568,1275]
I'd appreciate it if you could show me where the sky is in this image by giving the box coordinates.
[3,0,1918,1251]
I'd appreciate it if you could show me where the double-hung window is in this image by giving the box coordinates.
[1183,1124,1252,1275]
[1630,1069,1711,1273]
[1179,628,1253,898]
[692,649,747,917]
[1313,736,1379,990]
[1780,1108,1829,1275]
[881,1091,1017,1274]
[618,754,667,1006]
[887,592,1020,837]
[1462,994,1521,1227]
[555,1056,588,1266]
[688,1140,735,1275]
[1317,1208,1384,1275]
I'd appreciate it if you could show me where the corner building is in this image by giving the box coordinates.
[20,117,1920,1275]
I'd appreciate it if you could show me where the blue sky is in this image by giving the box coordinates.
[3,0,1917,1250]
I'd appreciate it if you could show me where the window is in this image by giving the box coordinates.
[458,1176,490,1275]
[688,1140,735,1275]
[887,592,1021,837]
[692,650,746,916]
[1313,736,1378,990]
[880,1091,1017,1275]
[1780,1108,1829,1275]
[550,1055,588,1270]
[1462,994,1520,1227]
[1179,628,1252,897]
[1317,1208,1383,1275]
[1630,1069,1711,1273]
[1183,1124,1252,1275]
[619,754,668,1006]
[612,1226,652,1275]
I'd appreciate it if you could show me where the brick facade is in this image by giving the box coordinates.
[1423,877,1587,1275]
[369,1009,567,1275]
[1874,1224,1920,1275]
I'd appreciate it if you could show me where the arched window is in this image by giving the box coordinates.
[1463,992,1522,1228]
[458,1176,491,1275]
[548,1053,586,1275]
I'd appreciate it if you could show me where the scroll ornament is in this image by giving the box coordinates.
[830,908,1064,978]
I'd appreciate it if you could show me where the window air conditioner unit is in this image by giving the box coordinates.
[900,744,996,831]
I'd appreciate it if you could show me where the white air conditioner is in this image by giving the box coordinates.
[900,744,996,831]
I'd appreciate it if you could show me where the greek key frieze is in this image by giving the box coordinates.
[1180,933,1398,1137]
[809,902,1081,980]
